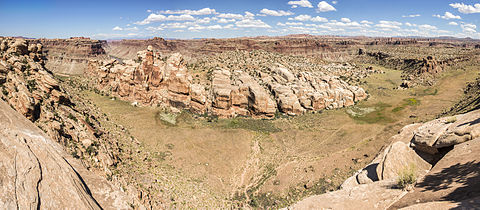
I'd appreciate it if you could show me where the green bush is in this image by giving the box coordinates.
[397,163,417,190]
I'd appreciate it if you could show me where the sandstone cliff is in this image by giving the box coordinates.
[29,38,106,75]
[86,47,367,118]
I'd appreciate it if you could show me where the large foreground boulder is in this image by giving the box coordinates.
[286,180,405,210]
[0,100,130,209]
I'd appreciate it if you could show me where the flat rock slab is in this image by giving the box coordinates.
[286,180,406,210]
[390,137,480,209]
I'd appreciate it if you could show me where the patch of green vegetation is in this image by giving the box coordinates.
[154,111,177,126]
[412,88,438,96]
[348,102,394,124]
[392,98,420,113]
[219,117,281,133]
[397,163,417,190]
[445,116,457,124]
[245,178,336,209]
[67,113,78,122]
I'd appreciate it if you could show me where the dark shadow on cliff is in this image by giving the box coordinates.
[417,160,480,202]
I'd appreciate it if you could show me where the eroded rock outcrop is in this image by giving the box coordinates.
[292,109,480,209]
[0,99,130,209]
[86,47,367,118]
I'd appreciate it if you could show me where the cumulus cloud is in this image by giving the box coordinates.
[287,0,313,8]
[285,22,304,26]
[317,1,336,12]
[207,25,223,29]
[290,15,311,21]
[341,18,351,23]
[449,21,459,26]
[461,23,477,33]
[418,24,437,30]
[402,14,420,18]
[375,20,402,29]
[260,9,294,16]
[311,16,328,22]
[135,14,195,25]
[158,8,217,15]
[361,20,373,25]
[433,12,461,20]
[235,19,271,28]
[450,3,480,14]
[332,1,338,4]
[218,18,235,23]
[218,13,244,19]
[112,26,123,31]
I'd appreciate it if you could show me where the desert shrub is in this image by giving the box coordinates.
[397,163,417,190]
[445,116,457,124]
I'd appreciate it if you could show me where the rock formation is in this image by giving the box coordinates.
[0,37,118,172]
[0,99,130,209]
[86,47,367,118]
[290,109,480,209]
[28,38,106,75]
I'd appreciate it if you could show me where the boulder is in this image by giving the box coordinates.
[376,141,431,181]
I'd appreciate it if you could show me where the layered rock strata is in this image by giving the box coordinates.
[86,47,367,118]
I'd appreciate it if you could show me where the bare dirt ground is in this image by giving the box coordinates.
[83,62,479,208]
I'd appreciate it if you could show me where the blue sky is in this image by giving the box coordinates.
[1,0,480,39]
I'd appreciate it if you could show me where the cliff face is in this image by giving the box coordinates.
[105,37,350,60]
[86,47,367,118]
[28,38,106,75]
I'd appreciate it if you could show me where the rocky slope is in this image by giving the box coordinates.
[0,37,160,208]
[0,38,118,172]
[0,99,131,209]
[288,108,480,209]
[86,46,367,118]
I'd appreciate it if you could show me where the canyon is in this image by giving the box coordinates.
[1,35,480,209]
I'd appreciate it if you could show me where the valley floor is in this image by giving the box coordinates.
[78,63,479,208]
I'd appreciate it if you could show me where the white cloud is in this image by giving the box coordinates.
[112,26,123,31]
[235,19,271,28]
[285,22,304,26]
[146,9,152,13]
[461,23,477,33]
[361,20,373,25]
[158,8,217,15]
[196,17,212,24]
[218,13,244,19]
[332,1,338,4]
[375,20,402,29]
[405,22,417,27]
[418,24,437,30]
[402,14,420,18]
[291,15,311,21]
[317,1,336,12]
[311,16,328,22]
[135,14,195,25]
[287,0,313,8]
[218,18,235,23]
[245,12,255,18]
[449,21,459,26]
[450,3,480,14]
[207,25,223,29]
[341,18,351,23]
[224,24,234,29]
[433,12,461,20]
[260,9,294,16]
